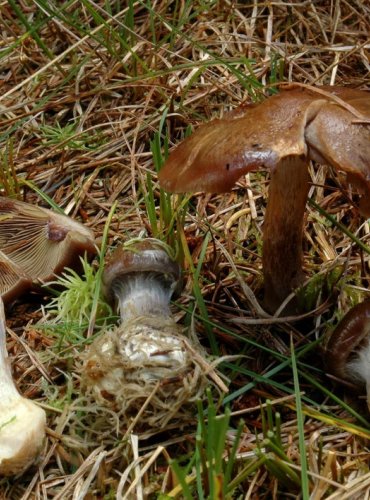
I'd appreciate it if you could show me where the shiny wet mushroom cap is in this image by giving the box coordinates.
[159,85,370,312]
[0,197,97,302]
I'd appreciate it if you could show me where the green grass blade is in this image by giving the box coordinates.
[19,179,65,214]
[179,229,219,354]
[169,460,193,499]
[87,201,117,336]
[8,0,57,63]
[291,337,310,499]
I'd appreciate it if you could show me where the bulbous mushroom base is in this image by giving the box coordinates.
[83,316,209,428]
[0,398,46,476]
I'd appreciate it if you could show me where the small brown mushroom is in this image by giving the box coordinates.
[84,239,210,428]
[325,299,370,409]
[0,196,96,302]
[102,238,181,319]
[158,85,370,312]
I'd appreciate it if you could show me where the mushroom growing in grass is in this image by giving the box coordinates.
[84,239,215,428]
[0,196,96,302]
[0,297,46,475]
[158,85,370,313]
[325,299,370,409]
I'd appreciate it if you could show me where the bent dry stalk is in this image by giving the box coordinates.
[83,239,211,428]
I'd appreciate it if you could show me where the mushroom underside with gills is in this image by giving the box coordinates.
[0,196,97,303]
[0,196,97,475]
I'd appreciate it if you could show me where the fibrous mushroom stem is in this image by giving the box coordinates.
[263,156,310,313]
[112,273,173,323]
[0,300,46,476]
[347,340,370,411]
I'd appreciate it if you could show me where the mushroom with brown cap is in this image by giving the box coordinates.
[0,196,97,302]
[84,238,212,428]
[102,239,181,321]
[325,299,370,409]
[158,85,370,312]
[0,297,46,475]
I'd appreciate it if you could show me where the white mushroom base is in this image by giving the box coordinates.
[0,398,46,476]
[84,316,209,428]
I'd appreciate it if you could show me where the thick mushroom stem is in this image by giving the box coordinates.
[0,299,46,476]
[325,299,370,409]
[263,157,310,312]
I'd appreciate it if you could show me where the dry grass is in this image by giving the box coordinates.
[0,1,369,498]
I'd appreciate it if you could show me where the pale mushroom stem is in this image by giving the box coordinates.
[112,273,173,323]
[325,298,370,409]
[263,156,310,313]
[0,299,46,476]
[83,244,213,429]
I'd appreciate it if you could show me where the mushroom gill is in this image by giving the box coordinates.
[0,252,32,303]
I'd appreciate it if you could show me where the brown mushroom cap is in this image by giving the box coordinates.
[325,299,370,385]
[102,239,181,304]
[160,88,312,192]
[158,85,369,211]
[305,90,370,217]
[0,197,97,302]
